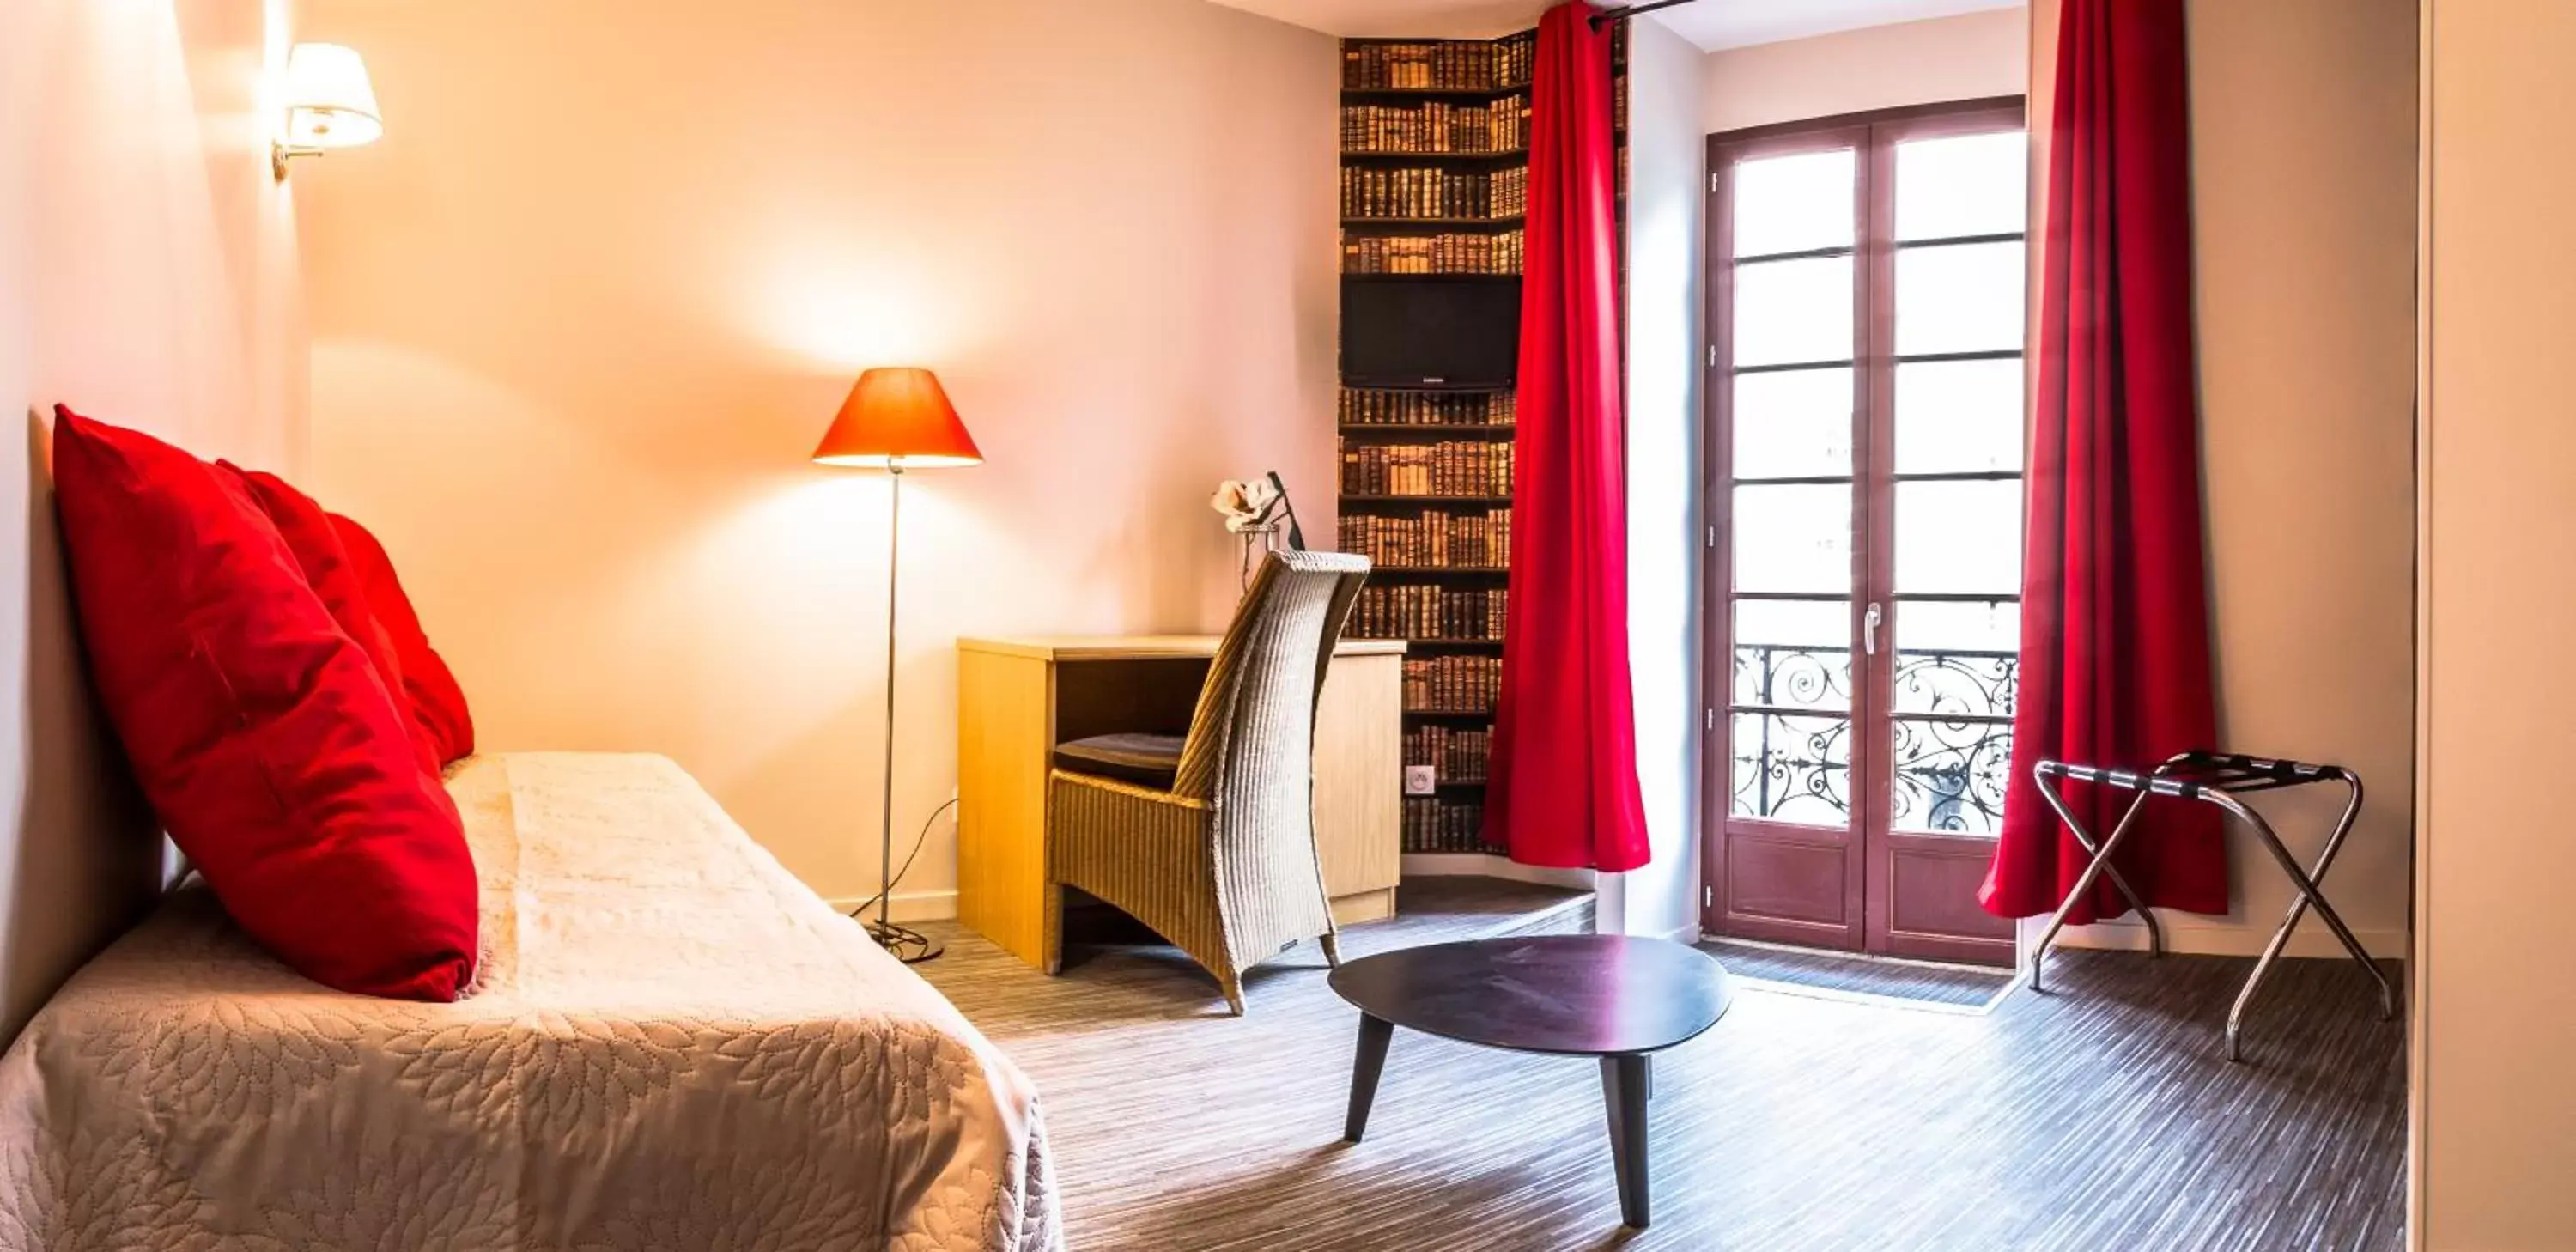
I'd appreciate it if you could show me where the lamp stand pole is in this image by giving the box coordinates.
[866,461,941,963]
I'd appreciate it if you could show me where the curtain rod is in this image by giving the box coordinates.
[1589,0,1708,28]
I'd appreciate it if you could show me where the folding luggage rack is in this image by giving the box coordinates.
[2027,751,2398,1061]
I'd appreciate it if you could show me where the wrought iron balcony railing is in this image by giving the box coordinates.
[1728,643,2017,836]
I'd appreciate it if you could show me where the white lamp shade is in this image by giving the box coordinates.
[283,43,383,149]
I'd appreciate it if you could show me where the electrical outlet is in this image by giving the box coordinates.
[1403,765,1437,796]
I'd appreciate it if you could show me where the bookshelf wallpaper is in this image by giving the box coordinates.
[1339,27,1624,856]
[1340,167,1527,222]
[1341,38,1534,91]
[1340,233,1524,276]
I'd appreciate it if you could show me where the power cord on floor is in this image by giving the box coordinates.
[850,796,957,964]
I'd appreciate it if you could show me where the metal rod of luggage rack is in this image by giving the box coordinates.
[2027,751,2397,1062]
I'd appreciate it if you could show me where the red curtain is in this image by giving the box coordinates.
[1484,2,1649,873]
[1979,0,2225,923]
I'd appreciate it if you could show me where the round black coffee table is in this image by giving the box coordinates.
[1327,935,1732,1229]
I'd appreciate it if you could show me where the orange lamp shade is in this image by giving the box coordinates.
[811,368,983,469]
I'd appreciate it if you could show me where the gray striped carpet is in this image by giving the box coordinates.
[916,890,2404,1250]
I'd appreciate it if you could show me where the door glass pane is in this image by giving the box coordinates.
[1895,359,2022,475]
[1734,368,1853,479]
[1894,599,2020,653]
[1894,131,2028,241]
[1894,480,2020,594]
[1894,241,2024,356]
[1734,149,1856,258]
[1733,483,1851,594]
[1734,599,1850,711]
[1735,256,1854,368]
[1730,712,1850,826]
[1891,718,2011,836]
[1893,605,2020,719]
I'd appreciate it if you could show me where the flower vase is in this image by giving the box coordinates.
[1236,524,1281,591]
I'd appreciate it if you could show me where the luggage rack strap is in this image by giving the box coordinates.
[2031,759,2202,799]
[2035,751,2349,797]
[2163,751,2350,793]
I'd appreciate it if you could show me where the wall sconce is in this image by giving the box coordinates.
[272,43,383,180]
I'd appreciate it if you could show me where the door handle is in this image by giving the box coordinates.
[1863,603,1883,657]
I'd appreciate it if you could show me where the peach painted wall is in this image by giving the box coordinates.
[2033,0,2419,962]
[2184,0,2418,957]
[0,0,308,1044]
[295,0,1340,917]
[1702,8,2029,134]
[2419,2,2576,1242]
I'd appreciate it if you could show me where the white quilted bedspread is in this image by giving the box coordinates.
[0,752,1060,1252]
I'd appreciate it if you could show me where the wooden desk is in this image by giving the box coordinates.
[956,635,1405,971]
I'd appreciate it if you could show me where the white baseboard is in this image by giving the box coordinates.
[825,890,957,924]
[1400,853,1596,890]
[2041,916,2409,961]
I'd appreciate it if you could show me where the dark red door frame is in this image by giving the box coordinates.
[1699,96,2026,965]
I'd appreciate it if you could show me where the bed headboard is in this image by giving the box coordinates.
[0,416,164,1048]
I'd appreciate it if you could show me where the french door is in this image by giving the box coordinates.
[1701,99,2027,965]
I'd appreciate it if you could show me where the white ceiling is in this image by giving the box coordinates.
[1651,0,2023,52]
[1206,0,2024,51]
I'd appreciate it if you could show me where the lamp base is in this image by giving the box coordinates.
[862,915,945,964]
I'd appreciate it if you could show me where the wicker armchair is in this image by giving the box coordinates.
[1046,550,1370,1015]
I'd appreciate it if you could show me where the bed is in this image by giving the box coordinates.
[0,751,1060,1251]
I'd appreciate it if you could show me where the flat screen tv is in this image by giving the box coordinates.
[1340,277,1522,389]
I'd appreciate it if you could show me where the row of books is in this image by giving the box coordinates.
[1405,725,1492,785]
[1405,655,1501,714]
[1352,584,1506,642]
[1340,101,1530,155]
[1341,231,1523,275]
[1341,441,1514,497]
[1402,798,1497,854]
[1340,167,1527,221]
[1342,37,1535,93]
[1340,390,1515,427]
[1338,508,1513,568]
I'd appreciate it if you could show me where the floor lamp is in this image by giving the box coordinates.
[812,367,982,964]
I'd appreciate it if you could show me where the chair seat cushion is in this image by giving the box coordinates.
[1053,732,1184,788]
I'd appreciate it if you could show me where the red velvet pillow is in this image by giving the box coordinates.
[329,513,476,765]
[51,406,479,1000]
[217,463,441,775]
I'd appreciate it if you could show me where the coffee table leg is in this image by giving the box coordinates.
[1601,1054,1652,1228]
[1344,1013,1394,1142]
